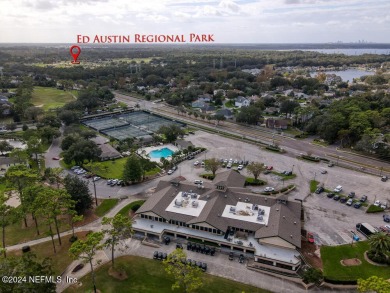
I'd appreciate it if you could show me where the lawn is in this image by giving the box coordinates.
[117,200,145,217]
[64,255,269,293]
[9,231,89,275]
[94,199,119,217]
[84,157,128,179]
[1,215,71,246]
[310,180,319,192]
[31,87,76,110]
[321,241,390,282]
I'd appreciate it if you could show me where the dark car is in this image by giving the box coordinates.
[228,252,234,260]
[153,251,159,259]
[315,187,324,194]
[162,253,167,260]
[340,197,348,203]
[384,214,390,223]
[163,236,170,245]
[176,243,183,249]
[204,246,210,255]
[191,260,197,267]
[333,195,340,201]
[158,252,163,260]
[210,248,215,256]
[327,193,335,198]
[239,254,245,263]
[381,176,388,182]
[197,261,203,269]
[22,246,30,253]
[200,246,205,254]
[354,202,362,209]
[201,262,207,271]
[348,192,356,198]
[196,244,201,252]
[71,263,84,273]
[360,195,367,202]
[187,242,192,250]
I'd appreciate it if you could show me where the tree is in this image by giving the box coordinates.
[0,141,13,155]
[0,253,56,293]
[0,194,17,258]
[63,139,102,165]
[23,185,45,236]
[204,158,220,176]
[59,109,79,126]
[214,114,226,125]
[25,106,44,122]
[280,100,300,117]
[69,232,104,293]
[236,105,262,125]
[102,214,133,267]
[302,267,323,284]
[39,126,60,144]
[9,148,29,164]
[5,165,38,227]
[163,248,203,293]
[368,232,390,258]
[61,135,78,151]
[26,136,43,164]
[157,124,185,143]
[358,276,390,293]
[64,175,93,215]
[123,154,143,183]
[70,212,83,239]
[45,167,64,189]
[246,162,265,181]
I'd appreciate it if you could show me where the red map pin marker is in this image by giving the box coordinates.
[70,45,81,64]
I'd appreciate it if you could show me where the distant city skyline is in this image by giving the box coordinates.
[1,0,389,44]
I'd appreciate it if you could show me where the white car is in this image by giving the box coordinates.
[194,161,200,166]
[237,165,244,170]
[374,200,381,207]
[194,180,203,185]
[380,203,387,209]
[167,170,174,175]
[334,185,343,193]
[264,187,275,192]
[71,165,80,170]
[201,161,205,167]
[93,176,101,182]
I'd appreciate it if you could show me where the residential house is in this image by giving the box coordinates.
[0,157,29,176]
[235,96,250,108]
[90,135,122,161]
[197,94,212,103]
[200,105,215,114]
[213,89,226,97]
[264,107,280,115]
[266,118,290,130]
[191,100,207,108]
[174,139,194,150]
[215,109,233,119]
[134,170,302,273]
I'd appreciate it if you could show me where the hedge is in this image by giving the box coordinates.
[366,204,385,213]
[245,178,266,186]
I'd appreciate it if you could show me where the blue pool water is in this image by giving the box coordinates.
[148,147,174,159]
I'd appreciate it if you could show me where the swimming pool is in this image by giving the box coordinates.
[148,147,174,159]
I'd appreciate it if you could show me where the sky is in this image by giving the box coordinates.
[0,0,389,43]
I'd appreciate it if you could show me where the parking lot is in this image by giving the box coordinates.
[170,130,390,246]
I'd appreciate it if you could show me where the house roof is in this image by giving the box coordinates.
[136,169,301,248]
[175,139,194,149]
[236,96,248,103]
[0,157,21,165]
[216,109,232,116]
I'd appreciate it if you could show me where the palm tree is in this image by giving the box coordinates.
[368,232,390,257]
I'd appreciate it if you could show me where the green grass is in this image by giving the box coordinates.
[84,158,128,179]
[9,231,89,275]
[31,87,75,110]
[366,204,384,213]
[145,167,161,176]
[224,100,235,108]
[117,200,146,217]
[95,199,119,217]
[321,241,390,282]
[64,255,269,293]
[310,180,319,192]
[245,177,267,186]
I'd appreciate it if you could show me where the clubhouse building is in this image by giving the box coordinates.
[134,170,302,273]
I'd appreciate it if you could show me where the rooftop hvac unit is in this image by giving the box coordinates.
[175,199,183,207]
[253,204,258,210]
[192,201,199,208]
[191,193,197,199]
[230,206,236,213]
[257,215,263,222]
[182,192,188,197]
[260,209,265,215]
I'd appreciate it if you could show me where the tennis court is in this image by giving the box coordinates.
[82,111,185,141]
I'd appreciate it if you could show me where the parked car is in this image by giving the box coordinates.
[348,192,356,198]
[239,254,245,263]
[374,200,381,207]
[237,165,244,170]
[93,176,101,181]
[187,242,192,250]
[71,263,84,273]
[158,252,163,260]
[153,251,159,259]
[52,157,60,160]
[321,170,328,174]
[327,193,335,198]
[172,165,177,171]
[333,195,340,201]
[71,166,80,170]
[383,214,390,223]
[328,162,334,167]
[167,170,174,175]
[381,176,388,182]
[340,197,348,203]
[315,187,324,194]
[226,163,232,169]
[264,187,275,192]
[354,202,362,209]
[380,203,388,209]
[266,166,273,170]
[307,232,315,243]
[163,236,170,245]
[176,243,183,249]
[162,253,167,260]
[193,161,200,166]
[194,180,203,185]
[346,198,353,206]
[360,195,367,202]
[228,252,234,260]
[334,185,343,192]
[201,262,207,271]
[201,161,205,167]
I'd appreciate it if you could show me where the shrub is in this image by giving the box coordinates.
[366,205,384,213]
[367,250,388,264]
[69,235,78,243]
[22,124,28,131]
[131,204,141,212]
[201,173,215,180]
[245,178,266,186]
[301,155,320,162]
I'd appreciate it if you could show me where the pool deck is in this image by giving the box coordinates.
[138,144,179,163]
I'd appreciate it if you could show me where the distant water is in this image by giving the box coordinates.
[310,69,375,81]
[302,49,390,56]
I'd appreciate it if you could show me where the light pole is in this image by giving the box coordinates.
[291,164,295,174]
[337,156,340,166]
[313,172,317,182]
[380,167,383,176]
